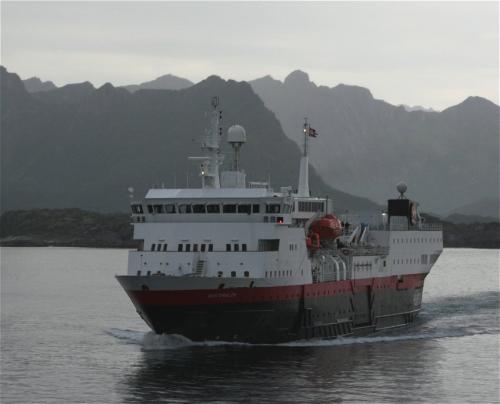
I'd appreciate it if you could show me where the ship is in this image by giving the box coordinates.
[117,97,443,343]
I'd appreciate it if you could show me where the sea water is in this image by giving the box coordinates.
[1,247,499,403]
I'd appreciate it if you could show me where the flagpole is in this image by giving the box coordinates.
[303,117,308,157]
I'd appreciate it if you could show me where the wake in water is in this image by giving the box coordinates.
[105,291,499,350]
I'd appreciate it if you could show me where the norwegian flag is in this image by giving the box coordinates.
[308,127,318,137]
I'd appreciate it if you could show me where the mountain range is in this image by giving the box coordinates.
[10,68,500,219]
[249,70,499,216]
[2,66,376,213]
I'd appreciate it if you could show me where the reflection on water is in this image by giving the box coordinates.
[121,340,441,403]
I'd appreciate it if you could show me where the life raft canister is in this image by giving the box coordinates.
[309,214,343,240]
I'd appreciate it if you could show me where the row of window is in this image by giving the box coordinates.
[150,243,215,252]
[392,256,423,265]
[226,244,248,252]
[289,243,298,251]
[132,203,286,215]
[150,240,279,252]
[265,269,301,278]
[298,201,325,212]
[393,236,442,244]
[218,270,251,278]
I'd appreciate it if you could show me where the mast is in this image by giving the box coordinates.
[189,97,223,188]
[297,118,310,197]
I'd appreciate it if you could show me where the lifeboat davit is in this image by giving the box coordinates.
[309,214,343,240]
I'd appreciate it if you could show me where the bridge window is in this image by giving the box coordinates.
[258,239,280,251]
[151,243,156,251]
[131,204,143,214]
[238,204,251,214]
[252,204,260,213]
[231,271,236,277]
[193,244,198,252]
[298,201,324,212]
[165,204,176,214]
[226,244,231,252]
[223,204,237,213]
[242,244,247,251]
[234,244,239,252]
[185,244,191,252]
[201,244,206,252]
[207,204,220,213]
[147,205,153,213]
[153,204,164,214]
[208,244,213,252]
[178,204,191,214]
[178,244,183,252]
[266,204,281,214]
[156,244,161,252]
[193,204,206,213]
[244,271,249,277]
[163,244,168,252]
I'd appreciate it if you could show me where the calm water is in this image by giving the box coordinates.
[1,247,499,403]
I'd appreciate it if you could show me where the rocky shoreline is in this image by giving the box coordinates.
[1,209,499,249]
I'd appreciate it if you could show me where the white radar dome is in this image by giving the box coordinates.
[227,125,247,144]
[396,181,407,196]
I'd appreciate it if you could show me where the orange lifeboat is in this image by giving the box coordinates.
[309,214,343,240]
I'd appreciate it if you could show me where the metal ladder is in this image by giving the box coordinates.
[194,260,205,276]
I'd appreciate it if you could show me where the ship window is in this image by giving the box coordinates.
[153,204,164,214]
[266,204,281,214]
[244,271,249,277]
[193,204,206,213]
[208,244,213,252]
[238,204,251,214]
[178,204,191,214]
[131,204,144,214]
[258,239,280,251]
[217,271,223,277]
[163,244,168,252]
[165,204,176,214]
[242,244,247,251]
[252,204,260,213]
[156,244,162,251]
[193,244,198,252]
[223,204,237,213]
[234,244,239,252]
[151,243,156,251]
[178,244,183,252]
[265,271,267,277]
[201,244,206,252]
[231,271,236,277]
[207,204,220,213]
[185,244,191,252]
[147,205,154,214]
[226,244,231,252]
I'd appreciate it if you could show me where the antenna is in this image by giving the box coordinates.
[227,125,247,171]
[397,181,407,199]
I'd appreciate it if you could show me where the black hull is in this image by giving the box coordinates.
[120,274,426,343]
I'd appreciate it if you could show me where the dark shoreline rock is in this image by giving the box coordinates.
[1,209,499,249]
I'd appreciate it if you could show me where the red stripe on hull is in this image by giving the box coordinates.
[127,273,426,307]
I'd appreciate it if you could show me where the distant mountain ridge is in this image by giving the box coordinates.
[249,70,499,214]
[22,76,57,92]
[5,67,497,217]
[122,74,194,92]
[1,66,377,213]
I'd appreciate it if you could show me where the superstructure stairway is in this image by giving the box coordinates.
[194,260,206,276]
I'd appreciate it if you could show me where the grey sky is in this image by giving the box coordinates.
[2,1,498,110]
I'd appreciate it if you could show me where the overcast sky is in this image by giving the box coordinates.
[1,1,498,110]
